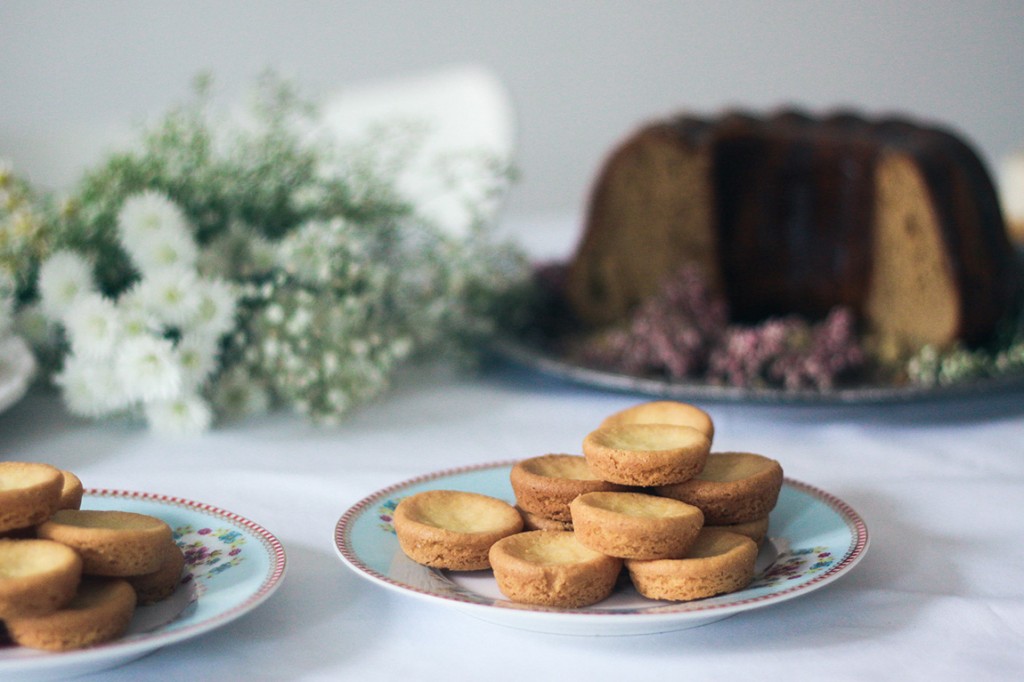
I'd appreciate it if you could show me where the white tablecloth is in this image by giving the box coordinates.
[3,215,1023,680]
[3,360,1023,680]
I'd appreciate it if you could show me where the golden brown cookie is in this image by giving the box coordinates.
[510,454,629,523]
[126,539,185,605]
[37,510,173,577]
[0,539,82,619]
[582,423,710,486]
[4,577,137,651]
[58,470,84,510]
[655,452,784,524]
[625,528,758,601]
[393,490,524,571]
[517,507,574,531]
[600,401,715,441]
[570,491,704,560]
[709,515,771,546]
[489,530,622,608]
[0,462,64,533]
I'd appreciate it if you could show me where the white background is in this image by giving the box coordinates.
[2,0,1022,221]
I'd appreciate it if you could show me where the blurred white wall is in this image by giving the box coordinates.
[1,0,1022,222]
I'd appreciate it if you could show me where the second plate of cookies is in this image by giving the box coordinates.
[333,460,869,636]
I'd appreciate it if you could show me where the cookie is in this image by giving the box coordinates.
[582,423,711,486]
[510,454,628,523]
[393,490,524,571]
[710,515,771,546]
[37,510,174,577]
[126,539,185,604]
[0,539,82,619]
[4,577,137,651]
[517,507,574,531]
[0,462,64,533]
[655,452,784,524]
[58,470,84,510]
[600,401,715,441]
[489,530,622,608]
[625,528,758,601]
[570,491,704,560]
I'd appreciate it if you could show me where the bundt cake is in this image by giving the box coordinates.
[565,110,1021,353]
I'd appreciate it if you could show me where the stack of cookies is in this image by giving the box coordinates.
[0,462,184,651]
[393,400,783,609]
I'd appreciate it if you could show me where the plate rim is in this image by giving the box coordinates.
[334,460,870,627]
[491,335,1024,405]
[0,489,287,672]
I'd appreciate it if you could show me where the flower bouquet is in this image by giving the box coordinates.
[1,70,529,434]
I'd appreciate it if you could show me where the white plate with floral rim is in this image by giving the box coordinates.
[334,461,869,636]
[0,491,287,680]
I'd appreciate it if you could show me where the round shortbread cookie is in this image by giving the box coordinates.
[625,528,758,602]
[393,490,524,571]
[58,470,84,510]
[5,577,137,651]
[0,462,64,533]
[570,491,704,560]
[582,423,711,486]
[0,539,82,619]
[709,515,771,546]
[510,454,629,523]
[489,530,622,608]
[517,507,574,531]
[126,540,186,604]
[655,452,783,524]
[600,401,715,441]
[37,510,173,577]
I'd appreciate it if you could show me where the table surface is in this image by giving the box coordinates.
[3,216,1024,680]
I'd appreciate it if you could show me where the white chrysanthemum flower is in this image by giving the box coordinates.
[177,332,219,389]
[54,354,131,417]
[37,250,95,320]
[62,293,122,359]
[117,191,191,251]
[116,335,182,402]
[144,393,212,436]
[186,277,238,339]
[115,289,163,338]
[131,266,202,328]
[123,218,198,274]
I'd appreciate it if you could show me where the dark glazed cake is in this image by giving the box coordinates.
[565,110,1021,353]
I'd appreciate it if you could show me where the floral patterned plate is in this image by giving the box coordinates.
[334,461,869,636]
[0,491,287,680]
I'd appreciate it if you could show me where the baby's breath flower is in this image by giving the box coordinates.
[144,393,212,436]
[37,251,95,319]
[275,219,346,286]
[116,335,182,402]
[62,293,122,359]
